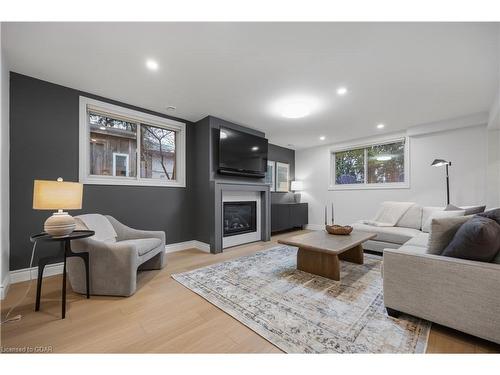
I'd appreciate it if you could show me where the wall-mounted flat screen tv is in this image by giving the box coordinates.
[218,127,268,178]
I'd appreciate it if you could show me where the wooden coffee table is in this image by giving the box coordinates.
[278,230,377,281]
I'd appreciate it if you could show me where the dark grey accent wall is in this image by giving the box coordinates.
[9,73,195,270]
[268,143,296,204]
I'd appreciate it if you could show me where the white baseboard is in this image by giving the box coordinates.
[1,239,211,298]
[305,224,324,230]
[1,273,11,300]
[165,240,210,253]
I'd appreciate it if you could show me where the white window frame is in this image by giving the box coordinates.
[79,96,186,187]
[112,153,129,177]
[329,137,410,190]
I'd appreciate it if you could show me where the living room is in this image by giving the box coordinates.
[1,1,500,371]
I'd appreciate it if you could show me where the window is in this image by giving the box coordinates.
[264,161,276,191]
[276,162,290,192]
[330,138,409,190]
[79,97,186,187]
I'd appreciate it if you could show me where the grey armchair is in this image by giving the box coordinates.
[67,214,166,297]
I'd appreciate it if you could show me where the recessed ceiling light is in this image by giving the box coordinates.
[319,136,326,141]
[376,123,385,129]
[145,59,159,71]
[336,87,348,96]
[281,101,311,119]
[251,146,259,151]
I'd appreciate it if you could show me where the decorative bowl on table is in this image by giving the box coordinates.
[325,224,353,235]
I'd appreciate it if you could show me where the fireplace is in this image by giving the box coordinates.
[223,201,257,237]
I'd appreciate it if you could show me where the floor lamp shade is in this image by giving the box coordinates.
[33,178,83,236]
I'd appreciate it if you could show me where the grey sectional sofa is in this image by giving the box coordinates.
[352,203,500,344]
[383,238,500,344]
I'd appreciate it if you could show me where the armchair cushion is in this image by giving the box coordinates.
[75,214,117,242]
[118,238,163,256]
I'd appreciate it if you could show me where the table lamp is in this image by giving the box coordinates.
[33,177,83,237]
[290,180,303,203]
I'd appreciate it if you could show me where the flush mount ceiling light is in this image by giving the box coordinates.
[319,136,326,141]
[281,101,311,119]
[376,123,385,129]
[145,59,159,71]
[336,87,348,96]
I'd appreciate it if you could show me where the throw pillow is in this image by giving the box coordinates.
[477,208,500,226]
[442,216,500,262]
[421,210,465,233]
[427,216,471,255]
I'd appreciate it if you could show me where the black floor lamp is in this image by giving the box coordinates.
[431,159,452,205]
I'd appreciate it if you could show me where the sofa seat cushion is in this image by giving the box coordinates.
[352,222,422,244]
[404,233,429,248]
[118,238,163,256]
[394,244,428,255]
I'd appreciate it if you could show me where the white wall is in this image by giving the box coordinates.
[0,23,10,298]
[296,125,489,227]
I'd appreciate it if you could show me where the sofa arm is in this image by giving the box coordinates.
[105,215,166,243]
[383,248,500,344]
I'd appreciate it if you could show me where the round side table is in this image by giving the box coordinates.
[30,230,95,319]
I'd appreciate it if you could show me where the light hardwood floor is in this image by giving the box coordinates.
[1,230,499,353]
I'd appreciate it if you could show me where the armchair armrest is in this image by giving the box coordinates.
[105,215,166,243]
[383,247,500,344]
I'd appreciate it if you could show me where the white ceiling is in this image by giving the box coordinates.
[3,22,499,149]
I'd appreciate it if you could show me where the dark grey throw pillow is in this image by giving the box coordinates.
[442,216,500,262]
[477,208,500,226]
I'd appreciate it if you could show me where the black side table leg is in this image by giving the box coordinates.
[35,259,48,311]
[62,242,68,319]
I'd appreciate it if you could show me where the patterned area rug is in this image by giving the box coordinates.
[172,245,430,353]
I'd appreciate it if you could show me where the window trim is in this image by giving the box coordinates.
[79,96,186,187]
[329,137,410,191]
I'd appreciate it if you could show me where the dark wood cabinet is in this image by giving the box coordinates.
[271,203,308,232]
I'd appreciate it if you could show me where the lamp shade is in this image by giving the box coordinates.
[290,180,303,191]
[431,159,451,167]
[33,179,83,210]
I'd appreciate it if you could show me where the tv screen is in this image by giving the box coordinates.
[219,127,268,176]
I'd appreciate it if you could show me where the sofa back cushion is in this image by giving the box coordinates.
[396,204,422,230]
[441,216,500,262]
[445,204,486,216]
[427,216,471,255]
[75,214,117,243]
